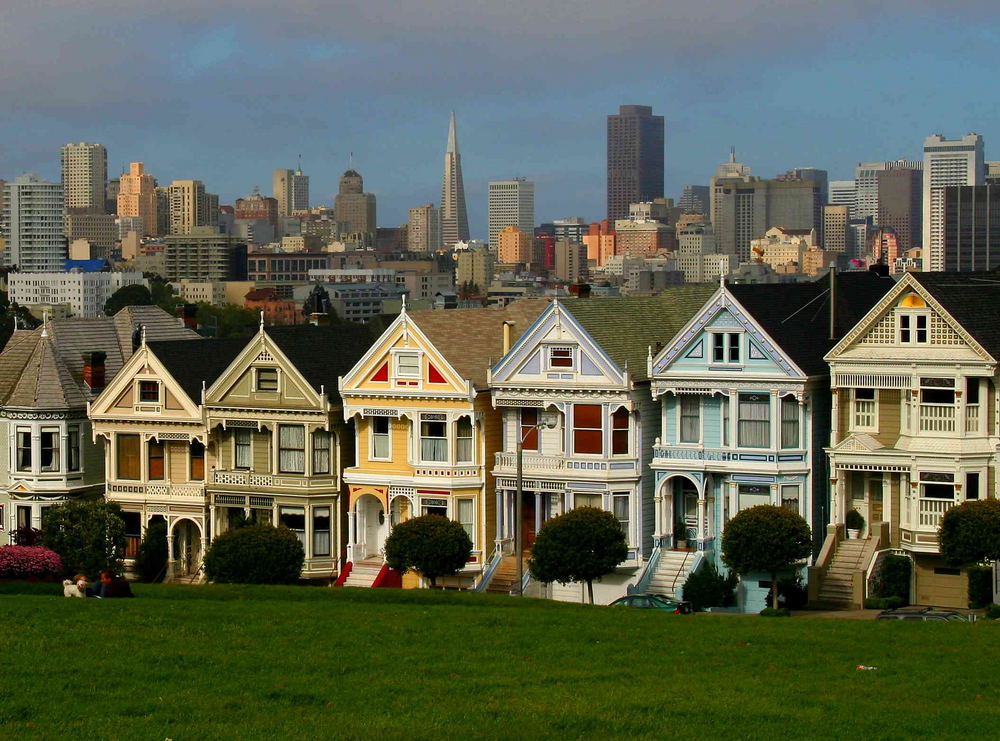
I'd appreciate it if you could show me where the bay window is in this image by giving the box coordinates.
[611,408,629,454]
[148,440,165,480]
[279,506,306,546]
[573,404,603,455]
[679,396,700,443]
[234,428,251,470]
[312,429,331,474]
[737,394,770,448]
[371,417,390,459]
[117,434,140,480]
[456,417,473,463]
[278,425,306,473]
[780,396,799,449]
[40,428,59,472]
[420,415,448,462]
[312,507,331,556]
[520,408,539,451]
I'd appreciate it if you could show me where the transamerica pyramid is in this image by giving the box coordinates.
[440,111,470,248]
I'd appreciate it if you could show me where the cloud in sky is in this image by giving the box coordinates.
[1,1,997,232]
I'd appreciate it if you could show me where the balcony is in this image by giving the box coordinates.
[494,452,637,477]
[918,404,954,433]
[900,497,955,552]
[210,470,338,491]
[966,405,980,433]
[106,481,206,504]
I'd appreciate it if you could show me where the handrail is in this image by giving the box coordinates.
[628,543,663,595]
[516,568,531,596]
[671,550,702,599]
[473,543,504,592]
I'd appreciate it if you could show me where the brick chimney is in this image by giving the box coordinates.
[82,351,107,392]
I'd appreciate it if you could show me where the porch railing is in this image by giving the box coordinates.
[106,482,206,500]
[918,404,955,433]
[918,498,953,529]
[966,405,980,433]
[494,452,566,471]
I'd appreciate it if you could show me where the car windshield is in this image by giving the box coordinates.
[945,614,967,622]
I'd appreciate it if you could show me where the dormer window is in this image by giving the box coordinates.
[548,346,575,369]
[711,333,741,364]
[138,381,160,403]
[256,368,279,391]
[396,353,421,378]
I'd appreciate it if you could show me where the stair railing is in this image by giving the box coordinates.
[473,543,504,592]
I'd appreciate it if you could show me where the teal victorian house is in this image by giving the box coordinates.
[643,272,892,611]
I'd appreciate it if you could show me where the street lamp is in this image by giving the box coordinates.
[515,405,559,596]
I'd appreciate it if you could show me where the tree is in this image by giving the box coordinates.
[528,507,628,604]
[721,505,811,610]
[383,514,472,588]
[939,499,1000,565]
[104,283,153,315]
[133,520,168,582]
[41,499,127,577]
[203,524,304,584]
[0,291,40,352]
[195,303,258,337]
[147,276,176,313]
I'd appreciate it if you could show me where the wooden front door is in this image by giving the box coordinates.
[523,492,537,548]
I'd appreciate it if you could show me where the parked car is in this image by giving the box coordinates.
[875,607,971,622]
[610,594,692,614]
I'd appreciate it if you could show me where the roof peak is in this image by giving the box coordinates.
[447,111,459,155]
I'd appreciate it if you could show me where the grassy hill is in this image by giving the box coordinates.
[1,582,998,739]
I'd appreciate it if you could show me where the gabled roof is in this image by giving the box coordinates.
[407,300,549,390]
[0,306,199,411]
[907,272,1000,361]
[728,271,894,376]
[146,338,248,403]
[558,286,718,383]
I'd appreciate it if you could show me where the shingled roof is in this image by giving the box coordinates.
[0,306,199,411]
[559,285,718,383]
[908,272,1000,361]
[408,300,550,390]
[146,337,248,403]
[729,270,894,376]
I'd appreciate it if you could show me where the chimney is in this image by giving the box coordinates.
[82,352,107,392]
[502,321,513,355]
[175,303,198,330]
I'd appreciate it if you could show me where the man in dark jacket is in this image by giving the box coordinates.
[96,570,135,598]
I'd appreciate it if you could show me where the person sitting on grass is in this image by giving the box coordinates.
[95,570,134,598]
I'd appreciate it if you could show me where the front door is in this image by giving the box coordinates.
[523,492,536,549]
[364,499,384,558]
[868,474,884,528]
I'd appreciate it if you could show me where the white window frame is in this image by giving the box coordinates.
[255,367,279,392]
[737,393,771,449]
[780,484,801,515]
[710,332,742,364]
[136,379,161,404]
[456,497,475,545]
[419,414,448,463]
[852,388,878,431]
[546,345,575,370]
[394,352,421,378]
[370,416,391,460]
[898,311,929,345]
[678,395,701,444]
[233,428,252,470]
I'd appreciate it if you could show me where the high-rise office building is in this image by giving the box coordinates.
[606,105,664,222]
[777,168,829,205]
[853,160,922,224]
[497,226,533,266]
[877,167,922,253]
[828,180,856,215]
[679,185,710,214]
[117,162,158,236]
[407,204,441,252]
[163,226,247,282]
[553,239,588,283]
[822,205,851,254]
[943,185,1000,272]
[440,112,470,248]
[923,134,984,271]
[488,178,534,252]
[64,213,117,259]
[167,180,219,235]
[2,174,66,272]
[60,142,107,214]
[334,169,376,236]
[272,168,309,217]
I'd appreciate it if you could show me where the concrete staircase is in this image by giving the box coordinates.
[342,559,384,588]
[817,539,867,608]
[485,556,527,595]
[647,549,695,599]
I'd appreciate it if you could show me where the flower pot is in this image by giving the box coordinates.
[847,529,860,539]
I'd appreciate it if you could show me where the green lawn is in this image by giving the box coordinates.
[1,583,998,740]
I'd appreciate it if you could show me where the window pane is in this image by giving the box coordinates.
[575,493,602,509]
[780,397,799,449]
[117,435,140,479]
[456,418,473,462]
[613,494,629,535]
[279,506,306,546]
[781,485,799,513]
[966,472,980,500]
[520,408,538,451]
[148,440,165,480]
[573,404,602,429]
[16,429,31,472]
[257,368,278,391]
[457,498,474,542]
[68,427,80,472]
[712,333,725,362]
[728,333,740,363]
[40,429,59,472]
[312,430,331,474]
[680,396,700,443]
[234,428,251,469]
[279,425,305,473]
[312,506,331,556]
[397,353,420,376]
[550,348,573,367]
[611,408,629,454]
[573,405,603,454]
[574,429,602,455]
[190,440,205,481]
[738,394,770,448]
[139,381,159,402]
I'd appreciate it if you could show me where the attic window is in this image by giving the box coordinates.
[257,368,278,391]
[396,353,421,378]
[139,381,160,402]
[548,347,574,369]
[898,313,928,345]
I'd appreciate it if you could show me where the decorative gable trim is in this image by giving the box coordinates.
[89,345,202,420]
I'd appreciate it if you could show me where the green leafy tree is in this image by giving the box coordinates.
[939,499,1000,565]
[203,524,304,584]
[383,515,472,588]
[104,283,153,315]
[147,276,176,313]
[721,505,811,610]
[0,291,41,351]
[41,500,126,577]
[528,507,628,604]
[133,520,168,582]
[195,303,258,337]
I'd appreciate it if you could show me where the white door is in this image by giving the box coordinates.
[364,499,382,558]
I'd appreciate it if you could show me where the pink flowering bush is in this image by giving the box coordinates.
[0,545,63,580]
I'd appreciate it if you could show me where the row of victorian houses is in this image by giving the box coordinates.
[1,269,996,609]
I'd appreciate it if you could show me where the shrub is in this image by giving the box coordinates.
[0,546,62,580]
[846,509,865,532]
[133,521,168,583]
[864,596,906,610]
[938,499,1000,565]
[383,515,472,588]
[529,507,628,604]
[766,575,809,609]
[966,564,993,609]
[682,562,737,610]
[872,554,911,603]
[984,603,1000,620]
[204,524,304,584]
[760,607,791,617]
[721,505,812,610]
[41,500,126,577]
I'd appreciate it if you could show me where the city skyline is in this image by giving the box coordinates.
[1,2,997,237]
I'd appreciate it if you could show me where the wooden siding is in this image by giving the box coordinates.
[874,390,901,448]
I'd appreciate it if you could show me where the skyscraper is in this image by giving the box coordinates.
[877,167,922,253]
[2,174,66,272]
[853,160,922,224]
[167,180,219,235]
[408,204,441,252]
[943,185,1000,272]
[334,169,376,236]
[273,168,309,217]
[606,105,664,222]
[828,180,856,214]
[440,112,470,248]
[678,185,710,214]
[923,133,984,271]
[117,162,158,236]
[488,178,534,252]
[60,142,107,214]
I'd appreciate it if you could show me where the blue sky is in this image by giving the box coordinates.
[0,1,996,239]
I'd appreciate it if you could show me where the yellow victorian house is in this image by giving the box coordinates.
[338,301,545,588]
